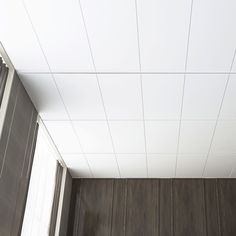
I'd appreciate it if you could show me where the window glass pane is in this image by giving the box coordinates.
[21,126,58,236]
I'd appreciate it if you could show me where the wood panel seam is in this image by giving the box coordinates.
[216,179,222,236]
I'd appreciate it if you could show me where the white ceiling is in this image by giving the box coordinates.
[1,0,236,178]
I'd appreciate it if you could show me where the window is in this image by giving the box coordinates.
[21,125,62,236]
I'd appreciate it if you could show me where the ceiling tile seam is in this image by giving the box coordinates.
[42,118,234,122]
[77,0,122,177]
[202,48,236,178]
[61,152,236,155]
[174,0,194,177]
[21,0,94,178]
[135,0,148,177]
[18,71,236,75]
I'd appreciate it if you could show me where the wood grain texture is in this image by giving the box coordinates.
[0,73,38,236]
[174,179,206,236]
[125,179,158,236]
[67,179,236,236]
[159,179,172,236]
[77,179,113,236]
[218,179,236,236]
[204,179,220,236]
[111,179,126,236]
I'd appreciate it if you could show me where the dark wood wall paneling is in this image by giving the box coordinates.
[67,179,236,236]
[0,72,38,236]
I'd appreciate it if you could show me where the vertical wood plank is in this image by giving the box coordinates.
[77,179,113,236]
[174,179,206,236]
[125,179,159,236]
[111,179,126,236]
[58,170,72,236]
[204,179,220,236]
[159,179,172,236]
[67,179,81,236]
[11,109,38,236]
[218,179,236,236]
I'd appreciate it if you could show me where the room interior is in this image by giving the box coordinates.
[1,0,236,235]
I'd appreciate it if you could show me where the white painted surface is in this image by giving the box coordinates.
[2,0,236,177]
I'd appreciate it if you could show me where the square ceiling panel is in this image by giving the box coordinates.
[117,154,147,178]
[137,0,192,72]
[178,121,215,154]
[45,121,82,154]
[146,121,179,153]
[20,73,68,120]
[86,154,120,178]
[0,0,48,72]
[182,74,228,120]
[204,157,236,178]
[99,74,143,120]
[187,0,236,72]
[80,0,139,71]
[73,121,114,153]
[142,74,184,119]
[147,154,176,178]
[23,0,94,72]
[219,75,236,120]
[109,121,145,153]
[55,74,106,120]
[211,121,236,154]
[176,156,206,178]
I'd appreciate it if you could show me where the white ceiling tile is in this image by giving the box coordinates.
[55,74,105,120]
[137,0,191,72]
[187,0,236,72]
[117,154,147,178]
[146,121,179,153]
[109,121,145,153]
[23,0,94,72]
[233,59,236,72]
[99,74,142,119]
[80,0,139,71]
[61,154,92,178]
[87,154,119,178]
[176,157,206,178]
[73,121,113,153]
[204,158,236,178]
[179,121,215,153]
[211,121,236,154]
[143,74,184,119]
[220,75,236,120]
[19,74,68,120]
[0,0,48,71]
[182,74,228,119]
[230,166,236,178]
[147,154,176,178]
[44,121,82,153]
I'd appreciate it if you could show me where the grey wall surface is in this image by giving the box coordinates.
[67,179,236,236]
[0,72,38,236]
[59,170,72,236]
